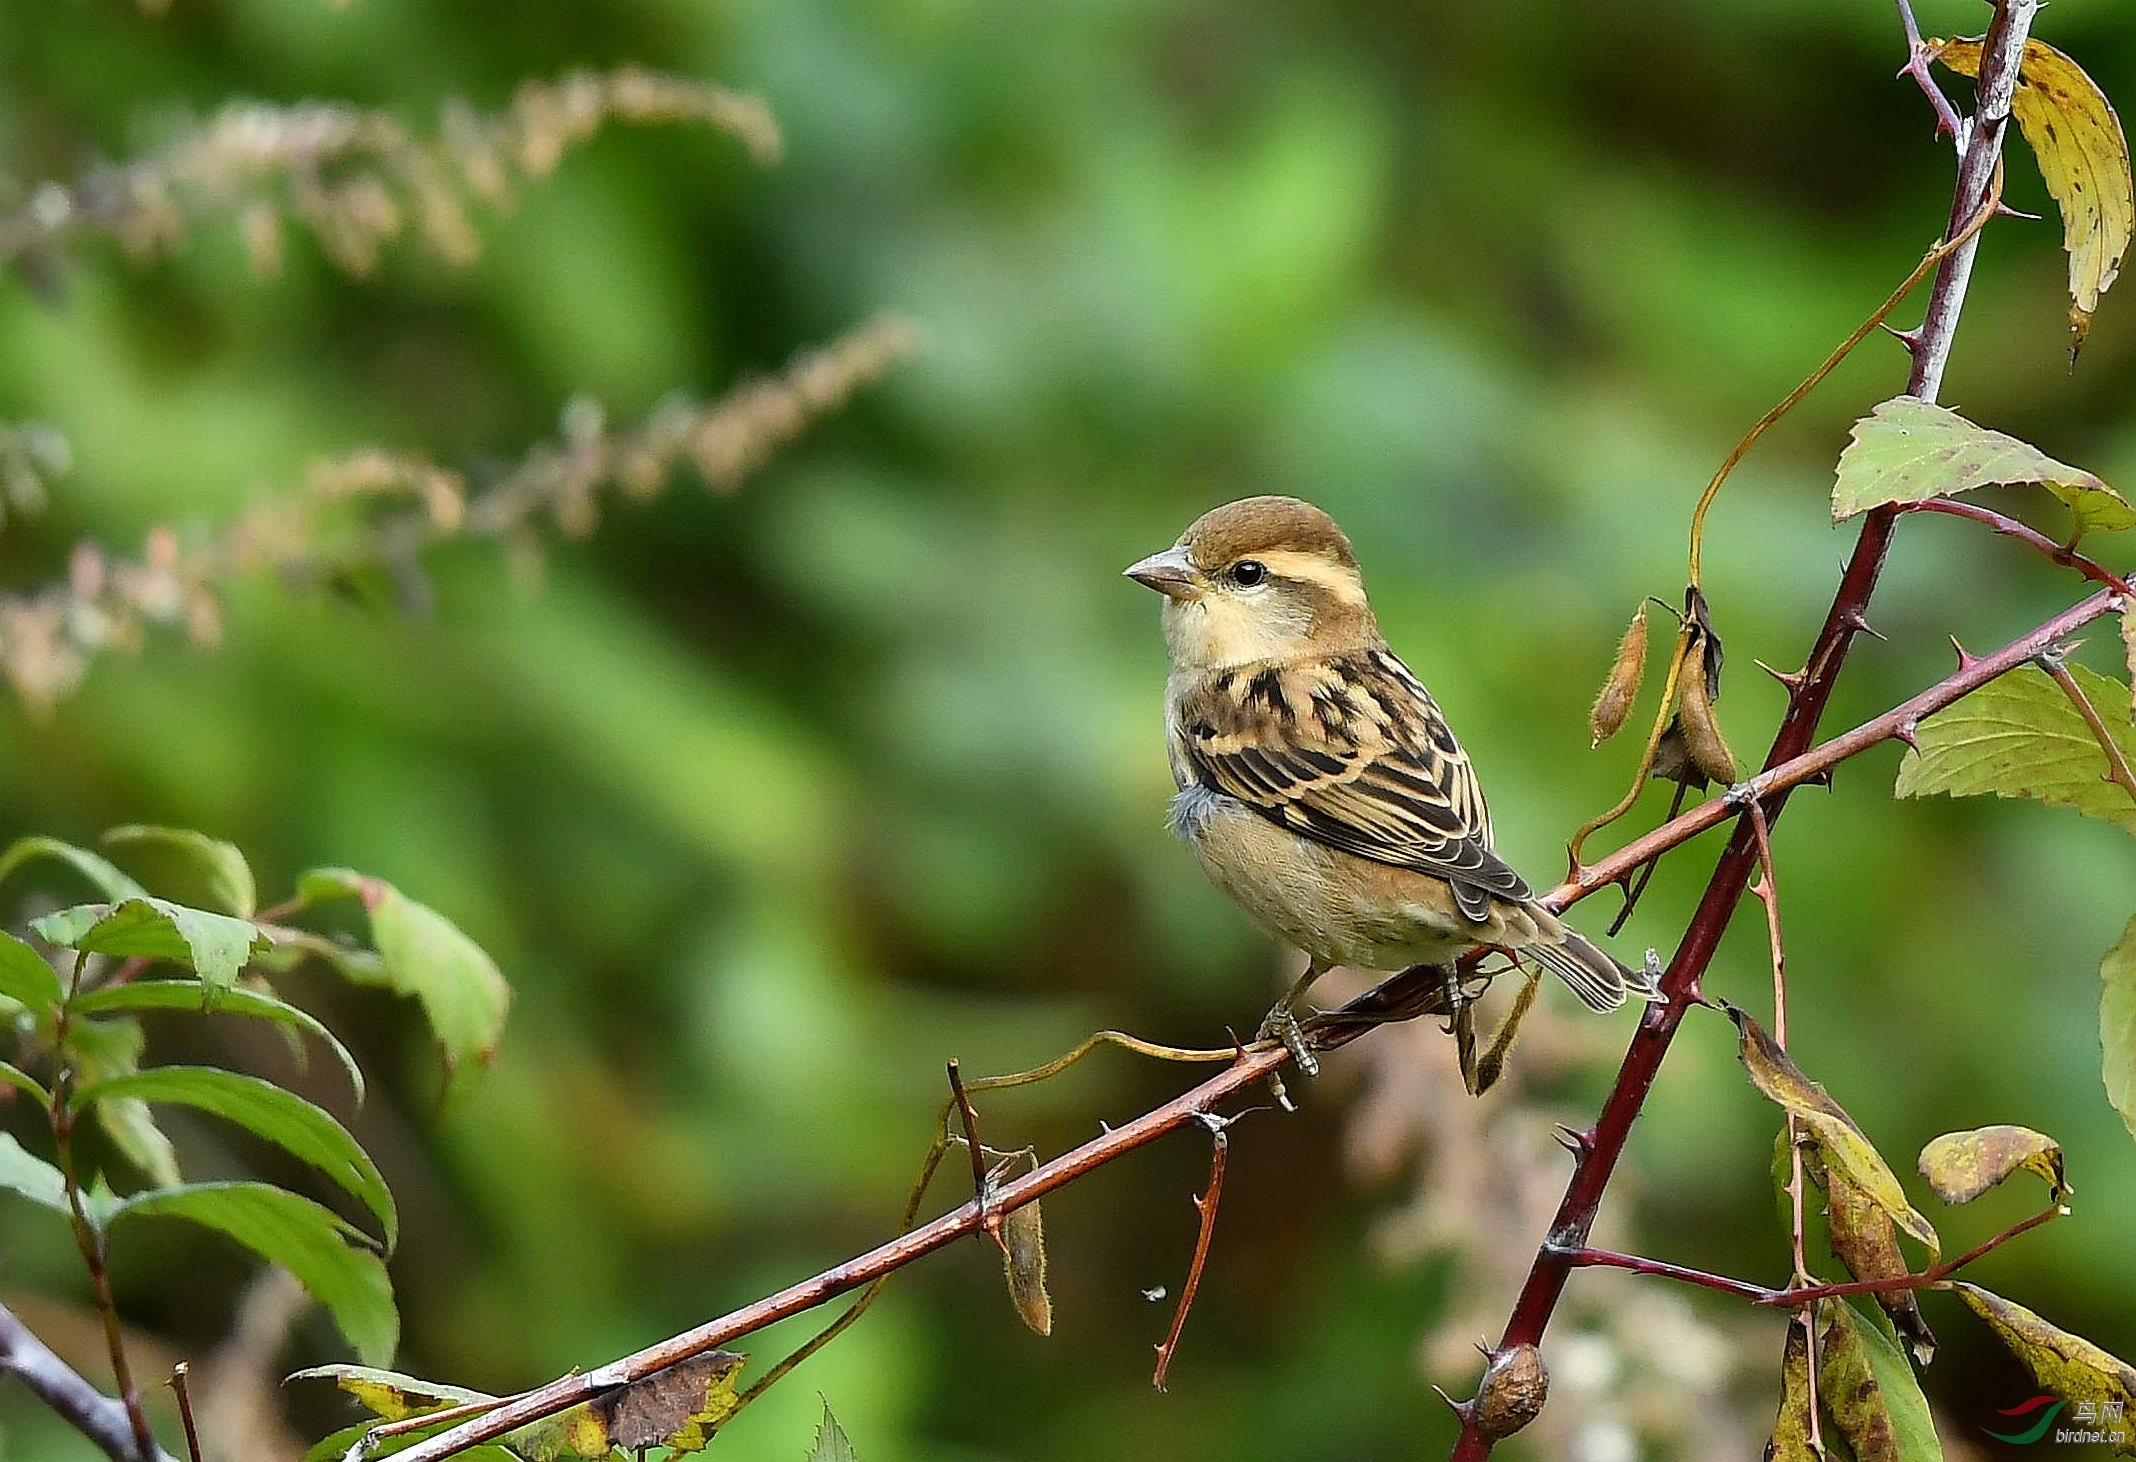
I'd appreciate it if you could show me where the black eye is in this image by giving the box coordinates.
[1230,560,1267,587]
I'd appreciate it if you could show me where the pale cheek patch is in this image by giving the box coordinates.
[1166,593,1315,669]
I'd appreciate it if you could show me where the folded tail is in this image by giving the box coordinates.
[1526,929,1660,1013]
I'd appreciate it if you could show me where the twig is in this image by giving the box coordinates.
[386,1044,1298,1462]
[945,1060,997,1246]
[1894,0,1968,144]
[378,591,2121,1462]
[1747,800,1822,1454]
[1151,1113,1232,1391]
[1450,4,2040,1454]
[1906,497,2136,599]
[1554,1202,2062,1307]
[2040,649,2136,807]
[167,1364,202,1462]
[0,1302,178,1462]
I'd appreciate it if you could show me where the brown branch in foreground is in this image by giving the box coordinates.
[384,579,2117,1462]
[0,1302,178,1462]
[1151,1114,1231,1392]
[1554,1201,2063,1308]
[2040,649,2136,808]
[1449,4,2039,1453]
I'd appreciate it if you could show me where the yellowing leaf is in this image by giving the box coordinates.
[2104,915,2136,1145]
[1816,1152,1936,1364]
[1954,1284,2136,1456]
[288,1363,493,1422]
[512,1352,744,1459]
[1833,396,2135,536]
[1767,1322,1816,1462]
[1725,1003,1939,1258]
[1001,1199,1052,1336]
[1938,37,2134,355]
[1818,1298,1945,1462]
[1917,1125,2068,1204]
[1896,664,2136,834]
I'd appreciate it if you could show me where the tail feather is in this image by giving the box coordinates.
[1527,930,1657,1013]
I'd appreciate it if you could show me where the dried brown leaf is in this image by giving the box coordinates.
[1590,603,1649,747]
[1001,1199,1052,1336]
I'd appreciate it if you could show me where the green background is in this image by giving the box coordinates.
[2,0,2133,1457]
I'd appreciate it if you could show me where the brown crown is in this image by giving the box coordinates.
[1178,496,1359,571]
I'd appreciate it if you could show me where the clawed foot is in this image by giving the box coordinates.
[1256,1004,1321,1079]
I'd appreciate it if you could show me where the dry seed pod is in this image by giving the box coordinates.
[1677,633,1738,784]
[1589,603,1650,747]
[1001,1200,1052,1335]
[1471,1343,1548,1440]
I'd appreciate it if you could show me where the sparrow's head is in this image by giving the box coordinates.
[1125,496,1380,670]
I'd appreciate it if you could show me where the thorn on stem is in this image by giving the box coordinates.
[1951,635,1983,671]
[1894,720,1921,751]
[1880,319,1926,352]
[1995,200,2043,221]
[1842,609,1887,642]
[1755,658,1807,693]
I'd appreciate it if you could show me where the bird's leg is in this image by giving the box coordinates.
[1466,966,1543,1096]
[1436,961,1479,1088]
[1256,958,1324,1081]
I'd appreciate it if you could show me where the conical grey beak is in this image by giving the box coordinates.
[1124,546,1200,600]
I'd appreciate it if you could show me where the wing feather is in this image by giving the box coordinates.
[1172,650,1531,915]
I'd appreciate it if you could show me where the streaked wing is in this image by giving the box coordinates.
[1172,649,1531,920]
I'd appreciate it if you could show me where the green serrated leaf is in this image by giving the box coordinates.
[808,1399,858,1462]
[30,898,270,991]
[0,837,148,902]
[1833,396,2134,537]
[74,1066,394,1246]
[2104,915,2136,1146]
[297,869,510,1073]
[1896,664,2136,835]
[0,1131,70,1214]
[72,979,365,1107]
[102,826,257,918]
[114,1182,396,1365]
[1954,1284,2136,1455]
[0,931,63,1012]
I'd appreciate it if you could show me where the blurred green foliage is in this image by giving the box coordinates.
[3,1,2134,1459]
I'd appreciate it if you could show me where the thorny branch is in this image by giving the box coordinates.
[1449,3,2041,1455]
[369,6,2089,1457]
[378,567,2117,1462]
[1151,1113,1231,1392]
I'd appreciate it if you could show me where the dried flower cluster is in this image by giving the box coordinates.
[1332,970,1765,1459]
[0,314,919,711]
[0,67,781,281]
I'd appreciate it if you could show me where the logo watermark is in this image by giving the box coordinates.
[1984,1396,2128,1446]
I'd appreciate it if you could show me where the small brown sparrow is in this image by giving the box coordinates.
[1127,496,1652,1088]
